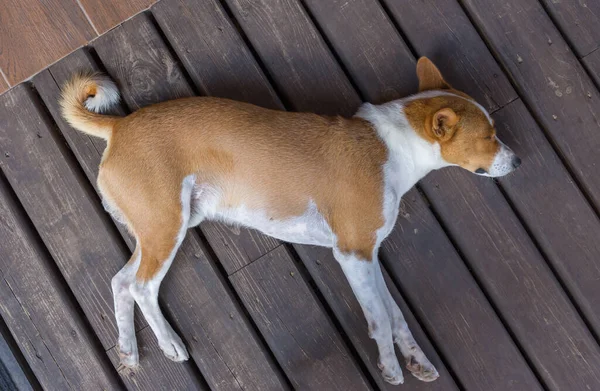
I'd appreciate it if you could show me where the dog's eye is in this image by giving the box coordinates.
[484,135,492,140]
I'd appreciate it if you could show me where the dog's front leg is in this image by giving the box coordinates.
[374,265,439,382]
[334,248,404,385]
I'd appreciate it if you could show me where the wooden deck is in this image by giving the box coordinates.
[1,0,600,390]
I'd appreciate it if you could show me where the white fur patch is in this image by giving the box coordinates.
[84,75,120,113]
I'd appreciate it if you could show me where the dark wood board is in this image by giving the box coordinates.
[107,327,204,391]
[153,1,459,387]
[494,99,600,338]
[152,0,282,110]
[0,0,95,85]
[307,1,600,389]
[381,191,542,390]
[378,0,517,110]
[0,84,129,349]
[302,0,418,104]
[228,0,540,389]
[230,246,371,391]
[459,0,600,211]
[92,13,195,110]
[538,0,600,57]
[0,84,204,390]
[582,48,600,88]
[295,245,458,391]
[39,25,286,391]
[224,0,361,116]
[421,166,600,390]
[0,176,120,390]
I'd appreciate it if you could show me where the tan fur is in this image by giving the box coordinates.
[90,98,388,279]
[61,57,496,281]
[408,58,500,172]
[60,72,120,139]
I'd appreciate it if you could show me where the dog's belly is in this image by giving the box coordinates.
[190,186,333,246]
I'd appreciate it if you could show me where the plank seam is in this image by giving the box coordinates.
[453,0,600,344]
[0,169,124,389]
[416,185,550,390]
[0,291,42,391]
[284,243,379,389]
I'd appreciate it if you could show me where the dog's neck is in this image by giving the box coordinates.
[355,98,450,197]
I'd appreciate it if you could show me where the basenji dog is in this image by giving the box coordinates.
[60,57,520,385]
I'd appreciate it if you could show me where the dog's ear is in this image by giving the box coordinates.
[416,57,451,91]
[431,108,459,141]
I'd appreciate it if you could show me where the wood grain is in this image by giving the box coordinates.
[379,0,517,110]
[0,176,120,390]
[539,0,600,57]
[230,246,371,391]
[0,84,204,390]
[0,75,9,95]
[231,0,540,388]
[154,1,456,387]
[78,0,155,34]
[295,245,458,391]
[349,0,600,388]
[48,18,286,389]
[224,0,360,116]
[0,0,95,85]
[152,0,284,274]
[460,0,600,211]
[303,0,418,104]
[582,48,600,87]
[107,327,205,391]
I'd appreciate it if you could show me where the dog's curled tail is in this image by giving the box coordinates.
[60,72,121,140]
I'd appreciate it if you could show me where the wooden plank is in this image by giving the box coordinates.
[152,0,282,110]
[47,19,286,390]
[539,0,600,57]
[78,0,155,34]
[152,0,457,387]
[0,74,9,95]
[152,0,282,274]
[224,0,361,116]
[227,0,540,389]
[307,1,600,389]
[0,84,205,390]
[378,0,517,110]
[459,0,600,210]
[0,0,95,85]
[230,246,370,391]
[300,0,418,104]
[381,192,542,390]
[494,99,600,336]
[295,245,458,391]
[0,91,123,390]
[351,0,600,387]
[582,48,600,87]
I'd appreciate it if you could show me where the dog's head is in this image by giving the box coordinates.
[406,57,520,177]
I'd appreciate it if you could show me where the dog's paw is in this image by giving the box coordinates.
[406,355,439,382]
[378,357,404,385]
[118,339,139,369]
[160,334,189,362]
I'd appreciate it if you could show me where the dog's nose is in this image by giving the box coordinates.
[512,156,522,169]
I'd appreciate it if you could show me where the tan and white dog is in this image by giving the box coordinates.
[60,57,520,385]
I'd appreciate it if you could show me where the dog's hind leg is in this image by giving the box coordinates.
[127,175,197,362]
[112,245,141,368]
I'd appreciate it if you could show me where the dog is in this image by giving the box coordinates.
[59,57,520,385]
